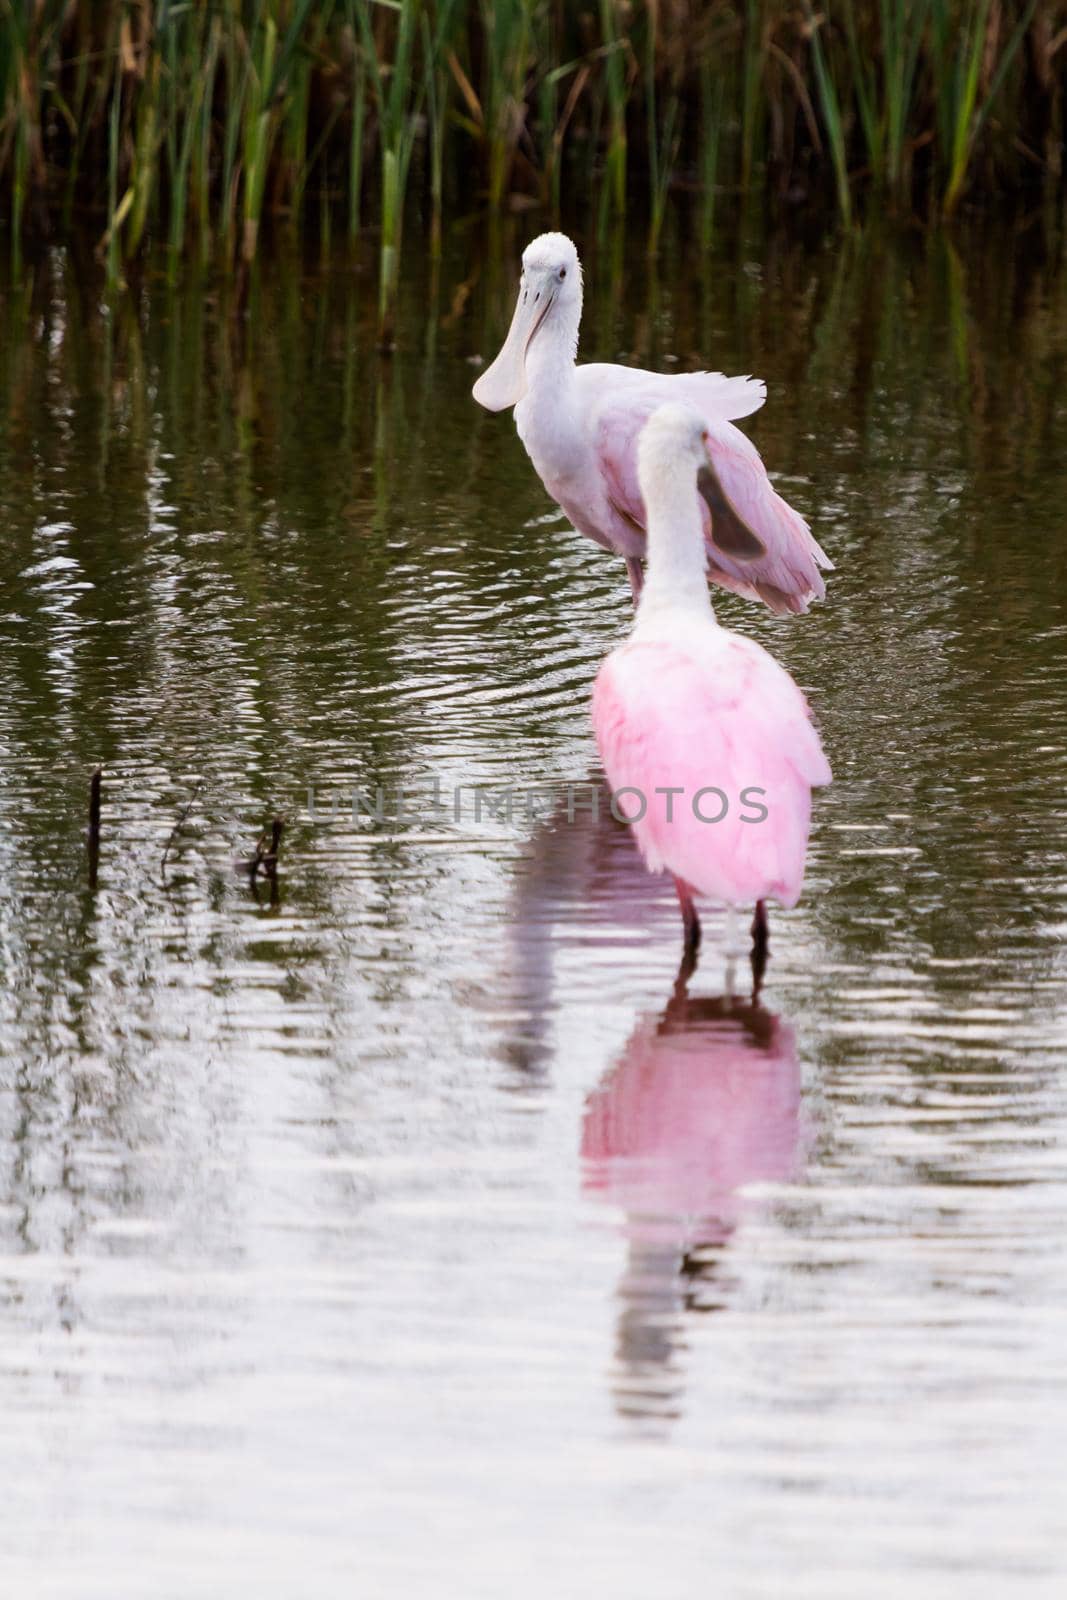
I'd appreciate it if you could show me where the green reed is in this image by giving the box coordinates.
[345,2,369,239]
[1,1,1065,316]
[874,0,929,198]
[1,0,68,267]
[480,0,538,212]
[643,2,680,254]
[834,0,929,204]
[805,2,852,225]
[932,0,1040,215]
[422,0,461,252]
[353,0,425,344]
[597,0,629,219]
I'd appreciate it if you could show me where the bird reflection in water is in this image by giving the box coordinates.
[581,968,802,1424]
[496,780,668,1077]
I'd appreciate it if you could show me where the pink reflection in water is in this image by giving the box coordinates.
[581,979,803,1421]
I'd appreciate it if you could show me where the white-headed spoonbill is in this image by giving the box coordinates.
[473,232,831,611]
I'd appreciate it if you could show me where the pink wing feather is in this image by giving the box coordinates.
[588,374,832,614]
[592,634,831,908]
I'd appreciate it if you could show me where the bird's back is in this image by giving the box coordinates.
[592,626,831,908]
[575,362,767,422]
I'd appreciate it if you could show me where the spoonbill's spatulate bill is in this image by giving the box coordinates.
[473,232,832,612]
[591,404,831,987]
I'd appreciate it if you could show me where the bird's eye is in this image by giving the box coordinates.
[559,267,567,280]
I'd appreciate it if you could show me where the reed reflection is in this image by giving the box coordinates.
[582,973,802,1424]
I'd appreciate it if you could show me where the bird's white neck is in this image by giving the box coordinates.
[514,306,582,468]
[636,461,715,626]
[523,300,579,396]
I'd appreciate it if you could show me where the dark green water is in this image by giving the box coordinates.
[2,220,1066,1596]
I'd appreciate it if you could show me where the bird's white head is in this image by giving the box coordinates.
[472,232,582,412]
[637,402,710,486]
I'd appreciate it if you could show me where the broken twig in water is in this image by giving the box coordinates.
[87,766,102,890]
[161,784,203,886]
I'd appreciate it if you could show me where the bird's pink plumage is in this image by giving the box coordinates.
[592,634,831,908]
[594,392,831,613]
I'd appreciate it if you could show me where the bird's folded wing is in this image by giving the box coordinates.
[591,384,833,614]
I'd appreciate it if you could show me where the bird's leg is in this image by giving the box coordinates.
[723,903,740,1000]
[673,877,701,966]
[625,556,645,606]
[750,898,769,1000]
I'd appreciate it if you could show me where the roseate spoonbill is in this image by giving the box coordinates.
[592,404,831,987]
[473,232,831,611]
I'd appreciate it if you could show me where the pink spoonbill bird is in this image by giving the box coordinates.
[592,404,831,988]
[473,232,831,610]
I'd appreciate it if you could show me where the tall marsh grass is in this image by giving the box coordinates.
[1,2,1063,319]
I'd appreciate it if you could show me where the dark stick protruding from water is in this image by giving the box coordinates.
[87,766,102,890]
[241,817,285,884]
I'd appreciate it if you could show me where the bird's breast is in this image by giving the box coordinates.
[516,398,585,479]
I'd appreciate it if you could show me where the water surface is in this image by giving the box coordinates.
[2,221,1067,1596]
